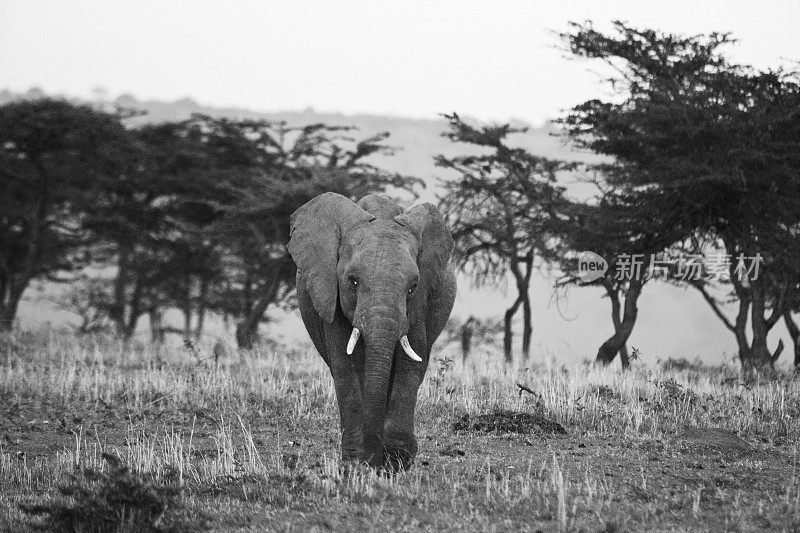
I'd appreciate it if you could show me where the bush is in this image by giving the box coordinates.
[20,453,187,532]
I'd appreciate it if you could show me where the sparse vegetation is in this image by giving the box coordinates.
[0,99,420,347]
[1,14,800,533]
[1,329,799,531]
[19,453,186,532]
[438,114,574,362]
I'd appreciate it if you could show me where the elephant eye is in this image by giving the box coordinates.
[348,275,358,287]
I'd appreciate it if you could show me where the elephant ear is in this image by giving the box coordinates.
[394,203,454,280]
[288,192,375,323]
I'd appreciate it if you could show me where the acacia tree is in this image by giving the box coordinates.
[146,116,422,348]
[82,113,419,345]
[559,21,800,375]
[439,315,503,362]
[0,98,129,330]
[208,119,421,348]
[86,119,221,339]
[702,70,800,373]
[557,195,665,368]
[689,223,800,373]
[783,304,800,368]
[438,114,573,362]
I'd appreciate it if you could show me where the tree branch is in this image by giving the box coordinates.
[690,280,735,332]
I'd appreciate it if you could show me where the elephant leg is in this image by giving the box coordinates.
[331,367,364,463]
[324,316,366,464]
[383,326,427,471]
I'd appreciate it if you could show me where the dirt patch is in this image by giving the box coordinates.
[674,426,751,457]
[453,409,566,435]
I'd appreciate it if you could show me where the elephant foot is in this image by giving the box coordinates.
[340,455,401,481]
[341,446,363,464]
[341,443,386,474]
[339,458,373,480]
[340,436,417,473]
[383,433,418,472]
[383,446,414,472]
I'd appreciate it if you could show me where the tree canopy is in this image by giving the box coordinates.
[0,98,131,330]
[0,99,420,345]
[558,21,800,374]
[438,113,573,361]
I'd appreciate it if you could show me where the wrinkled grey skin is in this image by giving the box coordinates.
[287,192,456,470]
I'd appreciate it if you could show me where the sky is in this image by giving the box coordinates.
[2,0,799,126]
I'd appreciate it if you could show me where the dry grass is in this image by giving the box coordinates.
[0,328,799,531]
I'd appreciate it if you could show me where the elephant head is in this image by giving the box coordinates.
[287,192,453,467]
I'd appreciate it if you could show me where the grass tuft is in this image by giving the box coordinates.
[19,453,188,532]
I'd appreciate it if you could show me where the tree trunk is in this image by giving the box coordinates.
[109,245,132,332]
[784,311,800,368]
[505,252,533,363]
[605,284,630,369]
[503,296,522,363]
[0,178,48,332]
[596,279,643,366]
[121,276,143,339]
[0,262,9,330]
[503,295,523,364]
[236,274,283,349]
[123,313,140,339]
[697,239,785,378]
[732,296,752,364]
[691,274,753,369]
[749,282,770,365]
[460,318,474,362]
[182,296,192,338]
[521,293,532,360]
[0,278,25,331]
[741,279,781,378]
[0,292,21,332]
[520,253,534,360]
[195,278,208,340]
[4,162,51,333]
[149,307,164,343]
[0,267,7,312]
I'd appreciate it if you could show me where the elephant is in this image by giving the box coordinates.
[287,192,456,470]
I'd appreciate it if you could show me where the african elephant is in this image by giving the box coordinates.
[287,192,456,470]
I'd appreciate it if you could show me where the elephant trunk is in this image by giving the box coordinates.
[360,311,403,468]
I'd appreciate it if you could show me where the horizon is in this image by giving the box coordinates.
[2,87,545,127]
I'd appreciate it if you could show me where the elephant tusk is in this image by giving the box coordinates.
[400,335,422,362]
[346,328,360,355]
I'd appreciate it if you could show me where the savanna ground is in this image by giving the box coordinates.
[0,330,799,532]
